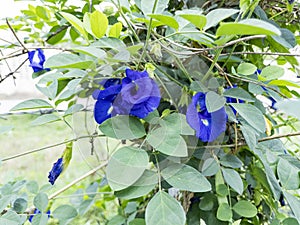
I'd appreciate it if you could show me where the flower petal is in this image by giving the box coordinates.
[48,157,63,185]
[94,99,113,124]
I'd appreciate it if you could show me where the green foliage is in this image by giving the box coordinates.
[1,0,300,224]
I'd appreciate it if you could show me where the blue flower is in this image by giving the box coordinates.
[225,85,245,114]
[186,92,227,142]
[29,209,51,223]
[48,157,63,185]
[28,48,49,73]
[93,78,122,124]
[93,69,161,124]
[288,0,294,4]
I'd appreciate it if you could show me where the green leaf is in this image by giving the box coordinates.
[106,146,149,191]
[115,170,158,199]
[44,53,95,69]
[220,154,243,168]
[47,26,67,45]
[201,158,220,176]
[179,14,206,30]
[268,80,300,88]
[216,19,281,36]
[258,66,285,81]
[36,6,50,20]
[0,211,20,225]
[232,200,257,218]
[199,193,216,211]
[64,104,84,116]
[145,191,186,225]
[31,114,61,126]
[283,191,300,222]
[107,215,126,225]
[109,22,122,38]
[60,12,88,40]
[99,115,146,140]
[53,205,78,220]
[217,203,232,222]
[36,79,58,99]
[222,168,244,195]
[33,193,48,211]
[0,196,12,213]
[148,14,179,29]
[237,63,257,76]
[13,198,27,213]
[205,8,239,30]
[282,218,300,225]
[147,127,188,157]
[32,213,49,225]
[72,46,106,59]
[159,113,194,135]
[205,91,226,113]
[275,99,300,120]
[129,218,146,225]
[223,87,255,102]
[141,0,169,17]
[26,181,39,194]
[90,10,108,38]
[10,99,52,111]
[229,103,266,133]
[161,164,211,192]
[277,158,300,190]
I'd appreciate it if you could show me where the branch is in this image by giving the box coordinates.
[1,134,105,162]
[6,18,28,51]
[220,51,300,57]
[258,131,300,142]
[0,58,28,84]
[48,161,108,200]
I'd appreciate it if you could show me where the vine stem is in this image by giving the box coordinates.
[6,18,28,51]
[220,51,300,57]
[1,134,105,162]
[137,0,159,68]
[49,161,108,200]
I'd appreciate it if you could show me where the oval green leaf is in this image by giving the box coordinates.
[216,19,281,36]
[99,115,146,140]
[90,10,108,38]
[106,146,149,191]
[179,14,206,30]
[222,168,244,195]
[145,191,186,225]
[161,164,211,192]
[148,14,179,30]
[229,103,266,133]
[232,200,257,218]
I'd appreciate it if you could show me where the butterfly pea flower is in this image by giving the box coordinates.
[93,78,122,124]
[28,48,50,73]
[28,209,51,223]
[93,69,161,124]
[288,0,294,4]
[186,92,227,142]
[48,142,73,185]
[225,85,245,115]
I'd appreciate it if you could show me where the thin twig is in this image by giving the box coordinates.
[220,51,300,57]
[0,58,28,84]
[258,131,300,142]
[49,161,108,200]
[6,18,27,51]
[1,134,105,162]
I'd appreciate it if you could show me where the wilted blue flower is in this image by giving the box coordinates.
[48,142,73,185]
[288,0,295,4]
[28,48,49,73]
[28,209,51,223]
[93,69,161,124]
[48,157,63,185]
[186,92,227,142]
